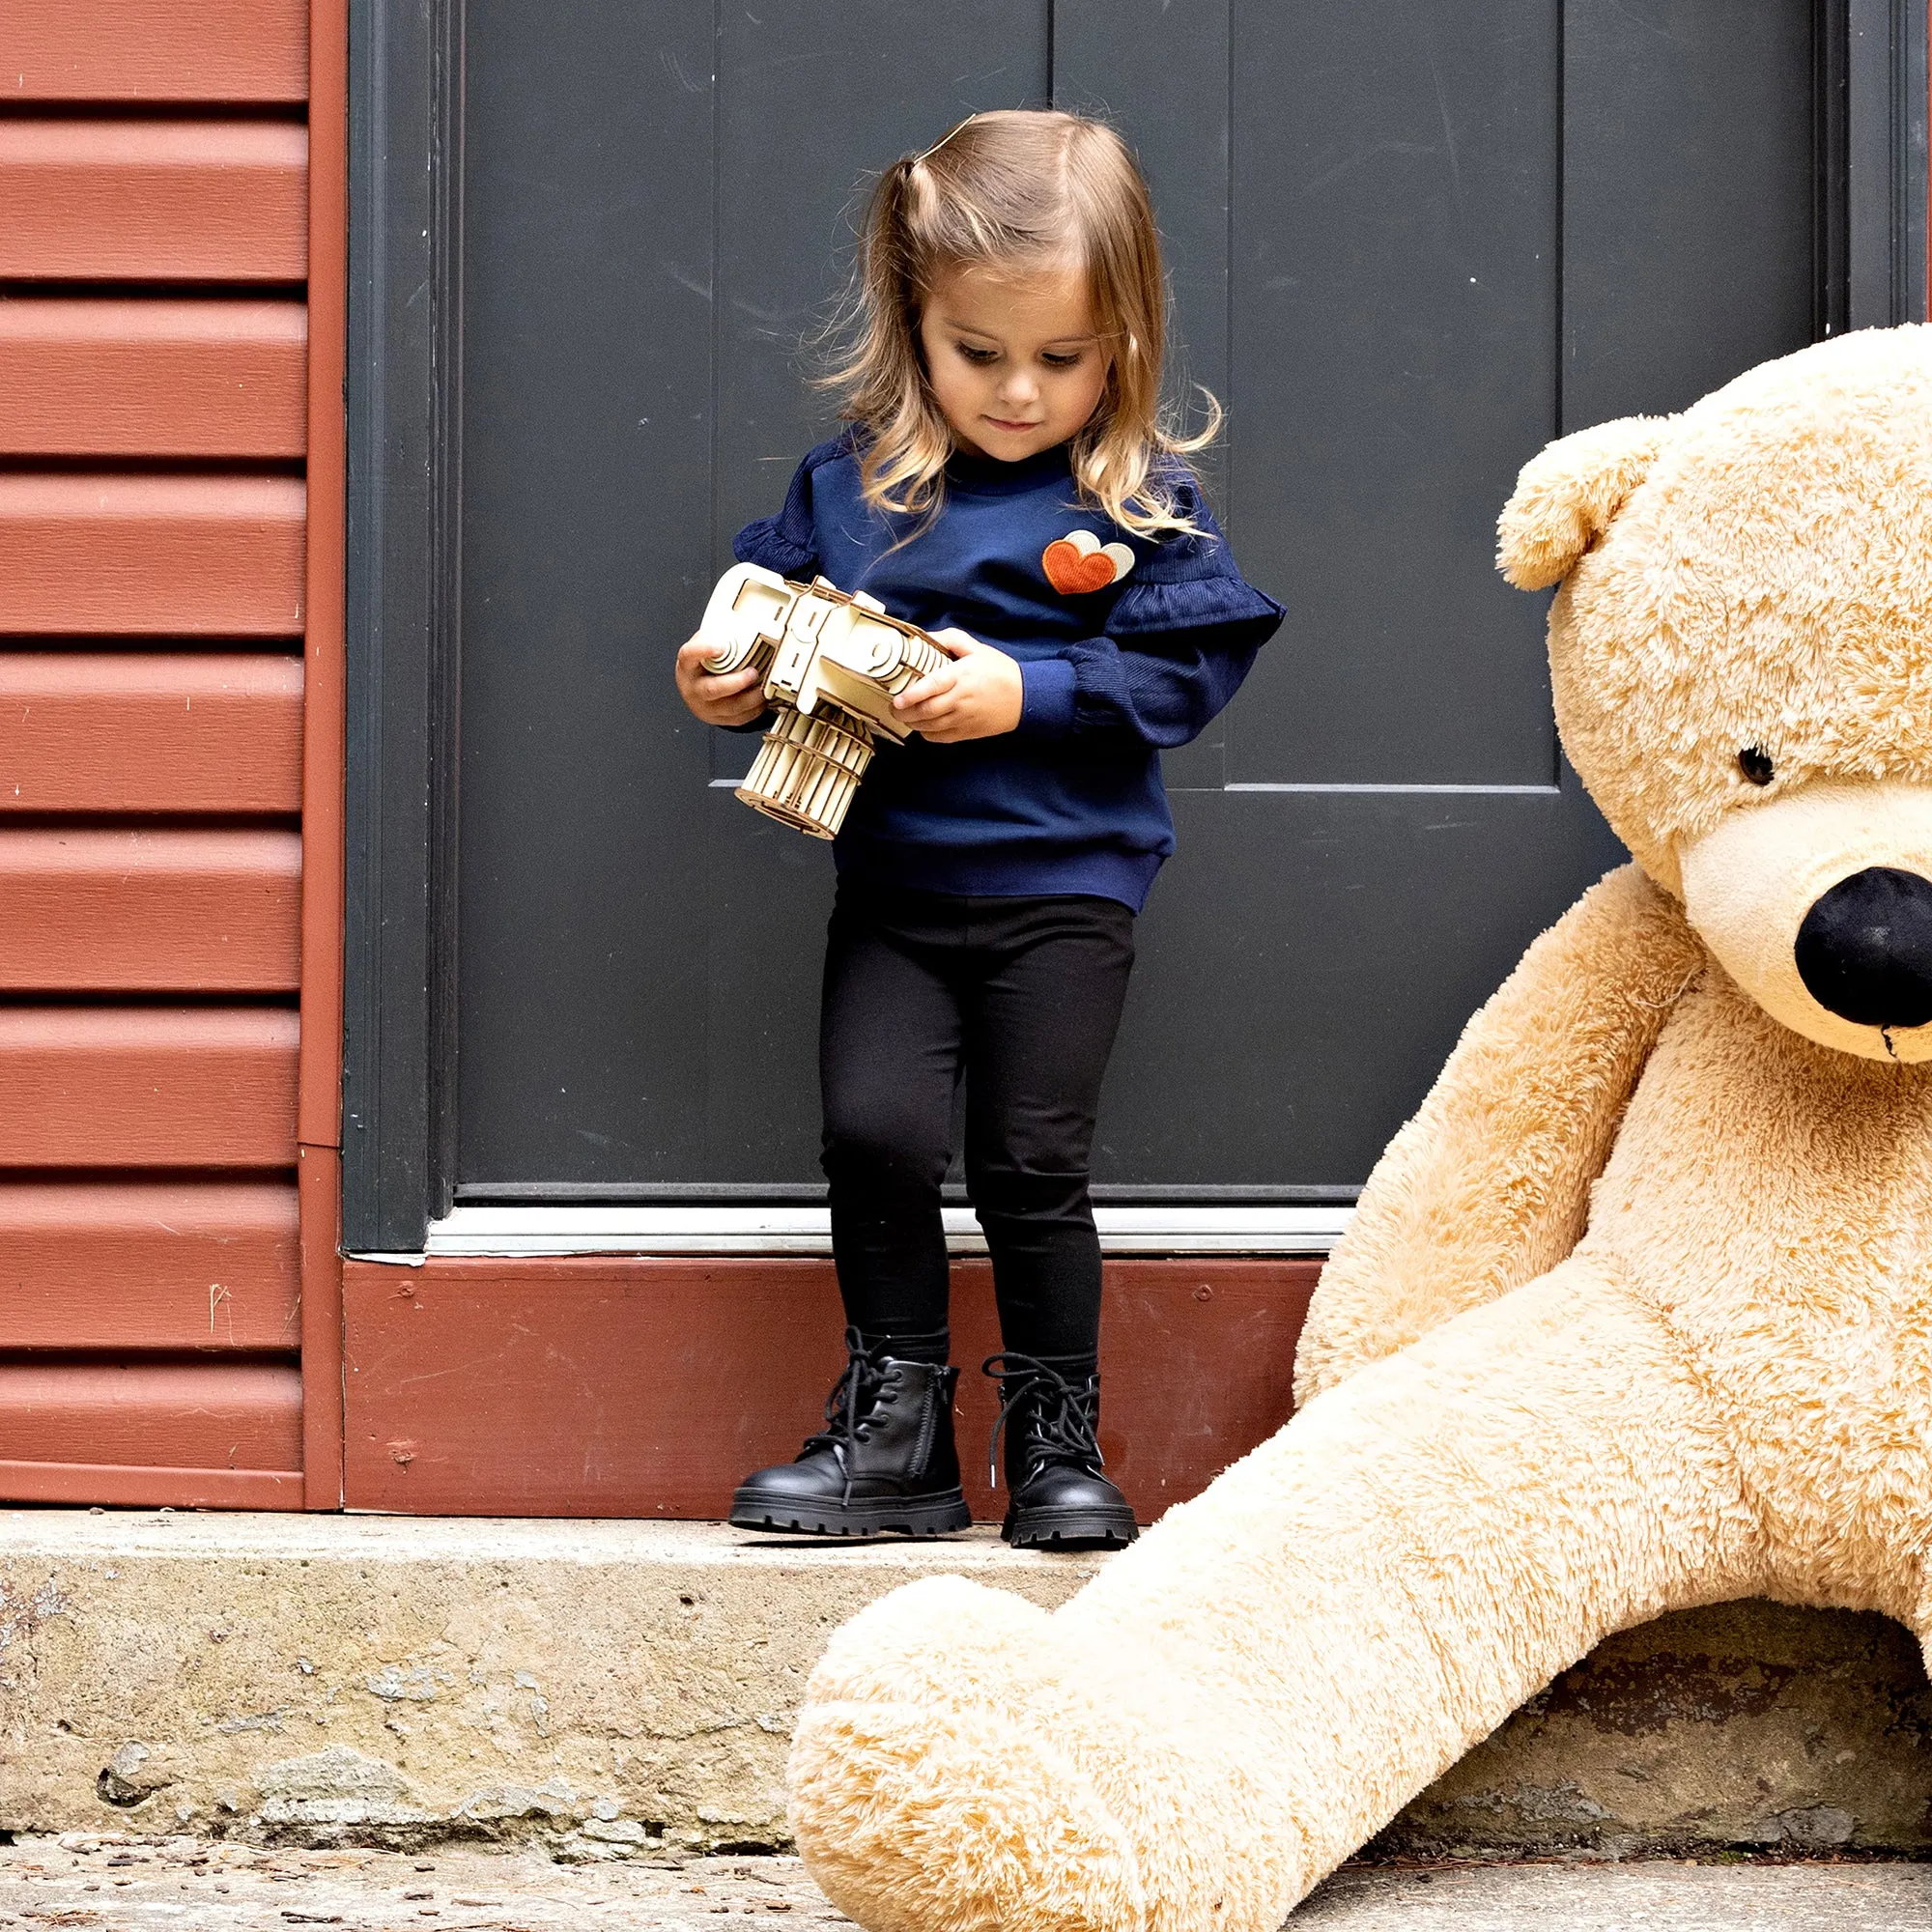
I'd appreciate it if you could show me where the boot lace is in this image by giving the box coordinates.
[801,1328,901,1499]
[982,1352,1102,1491]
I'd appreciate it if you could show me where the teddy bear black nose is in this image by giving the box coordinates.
[1793,867,1932,1030]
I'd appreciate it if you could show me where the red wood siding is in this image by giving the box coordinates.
[0,829,301,991]
[0,1179,300,1350]
[0,475,306,636]
[342,1257,1318,1521]
[0,652,304,814]
[0,2,323,1509]
[0,300,308,458]
[0,1008,298,1167]
[0,1360,303,1471]
[0,1,309,103]
[0,121,308,281]
[0,1461,301,1508]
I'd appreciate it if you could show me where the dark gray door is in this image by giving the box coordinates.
[447,0,1838,1201]
[343,0,1928,1242]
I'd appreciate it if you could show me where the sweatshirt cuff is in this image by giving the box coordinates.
[1016,656,1078,737]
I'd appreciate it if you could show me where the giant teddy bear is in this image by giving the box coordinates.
[782,325,1932,1932]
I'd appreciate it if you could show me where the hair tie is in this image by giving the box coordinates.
[912,115,975,168]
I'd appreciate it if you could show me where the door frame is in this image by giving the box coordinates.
[341,0,1928,1256]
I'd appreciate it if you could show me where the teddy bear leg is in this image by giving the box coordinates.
[788,1260,1758,1932]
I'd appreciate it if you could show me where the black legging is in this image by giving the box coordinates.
[818,879,1136,1362]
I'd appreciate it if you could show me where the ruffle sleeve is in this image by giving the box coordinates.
[729,428,858,581]
[1105,468,1286,641]
[1106,570,1286,639]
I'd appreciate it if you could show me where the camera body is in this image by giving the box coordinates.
[696,562,950,838]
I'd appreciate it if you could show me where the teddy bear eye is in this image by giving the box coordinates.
[1737,746,1776,786]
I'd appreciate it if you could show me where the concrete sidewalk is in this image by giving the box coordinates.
[2,1510,1927,1859]
[0,1837,1925,1930]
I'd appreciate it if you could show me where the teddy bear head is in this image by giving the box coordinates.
[1497,325,1932,1063]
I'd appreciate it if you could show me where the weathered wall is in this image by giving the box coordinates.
[1377,1600,1932,1859]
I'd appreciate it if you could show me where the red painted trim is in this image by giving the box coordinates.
[298,0,351,1511]
[299,1145,344,1506]
[0,1461,302,1510]
[343,1256,1318,1521]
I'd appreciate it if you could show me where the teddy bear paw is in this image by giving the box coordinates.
[788,1576,1147,1932]
[801,1573,1053,1713]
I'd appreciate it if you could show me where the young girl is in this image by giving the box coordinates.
[675,109,1283,1548]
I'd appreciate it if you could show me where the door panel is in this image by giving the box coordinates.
[1564,0,1822,427]
[458,0,718,1186]
[1228,0,1561,788]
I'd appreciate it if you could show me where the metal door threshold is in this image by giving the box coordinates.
[380,1204,1353,1261]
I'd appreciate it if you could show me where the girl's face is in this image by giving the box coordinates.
[918,260,1110,463]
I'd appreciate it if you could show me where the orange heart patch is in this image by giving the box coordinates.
[1042,528,1135,595]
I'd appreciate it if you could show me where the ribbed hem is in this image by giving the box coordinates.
[835,841,1161,913]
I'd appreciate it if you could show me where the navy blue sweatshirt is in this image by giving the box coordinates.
[731,430,1284,911]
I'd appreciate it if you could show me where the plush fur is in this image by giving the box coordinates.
[785,325,1932,1932]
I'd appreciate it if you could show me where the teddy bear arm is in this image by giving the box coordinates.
[1295,864,1704,1405]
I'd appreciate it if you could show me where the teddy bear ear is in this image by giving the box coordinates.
[1495,413,1674,591]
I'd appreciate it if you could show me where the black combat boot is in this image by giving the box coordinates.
[729,1328,972,1538]
[983,1352,1138,1549]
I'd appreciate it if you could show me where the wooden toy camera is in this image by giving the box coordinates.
[696,562,951,838]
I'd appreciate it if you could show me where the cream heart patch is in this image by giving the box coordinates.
[1041,527,1135,595]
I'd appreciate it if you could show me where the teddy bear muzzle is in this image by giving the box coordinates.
[1679,778,1932,1062]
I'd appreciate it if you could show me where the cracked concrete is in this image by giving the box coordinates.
[1,1513,1927,1859]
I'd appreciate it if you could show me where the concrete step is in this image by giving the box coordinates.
[0,1838,1926,1931]
[1,1511,1927,1859]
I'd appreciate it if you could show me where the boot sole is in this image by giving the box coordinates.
[728,1486,972,1539]
[1002,1505,1138,1550]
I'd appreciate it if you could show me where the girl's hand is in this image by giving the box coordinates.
[675,637,768,727]
[894,628,1024,742]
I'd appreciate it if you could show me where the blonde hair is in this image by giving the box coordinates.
[819,108,1220,541]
